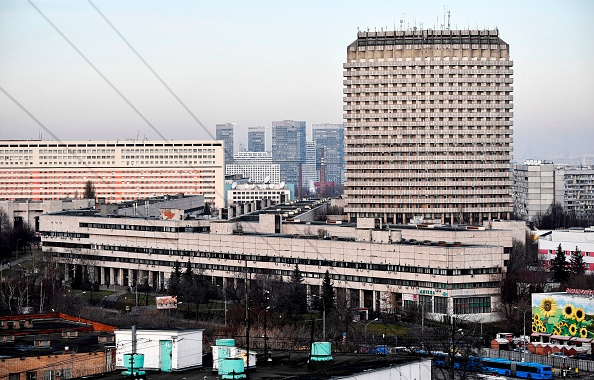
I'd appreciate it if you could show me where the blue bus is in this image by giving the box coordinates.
[431,353,481,371]
[480,357,553,380]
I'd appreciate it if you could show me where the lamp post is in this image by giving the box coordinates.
[515,306,530,360]
[258,306,271,362]
[217,284,228,326]
[135,275,147,307]
[364,318,379,343]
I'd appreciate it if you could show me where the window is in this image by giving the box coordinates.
[453,297,491,314]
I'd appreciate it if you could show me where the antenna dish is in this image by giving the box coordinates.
[269,183,274,189]
[279,181,285,189]
[264,175,270,183]
[231,182,237,189]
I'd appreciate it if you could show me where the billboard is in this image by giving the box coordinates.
[156,295,178,310]
[532,290,594,338]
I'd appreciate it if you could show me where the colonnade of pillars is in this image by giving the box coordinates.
[64,263,166,291]
[63,263,386,314]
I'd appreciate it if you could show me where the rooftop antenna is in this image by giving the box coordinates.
[448,10,451,30]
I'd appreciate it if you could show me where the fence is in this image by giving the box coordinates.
[482,348,594,372]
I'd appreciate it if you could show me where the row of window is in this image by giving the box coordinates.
[44,241,501,279]
[52,250,500,292]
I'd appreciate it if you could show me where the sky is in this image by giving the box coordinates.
[0,0,593,162]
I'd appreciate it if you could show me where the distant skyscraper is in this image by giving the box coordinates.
[301,141,318,193]
[312,123,344,185]
[271,120,306,186]
[248,127,266,152]
[216,123,236,164]
[344,29,514,225]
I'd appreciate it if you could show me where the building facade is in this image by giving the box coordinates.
[312,123,344,185]
[271,120,306,186]
[40,205,519,322]
[225,151,280,185]
[512,160,564,222]
[216,123,236,164]
[301,141,319,194]
[538,227,594,272]
[227,182,291,205]
[563,166,594,218]
[248,126,266,152]
[0,140,225,208]
[343,29,514,225]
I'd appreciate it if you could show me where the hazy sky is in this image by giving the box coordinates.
[1,0,593,161]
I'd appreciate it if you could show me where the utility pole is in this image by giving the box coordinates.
[244,255,250,380]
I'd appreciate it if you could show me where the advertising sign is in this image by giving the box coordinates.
[156,295,178,310]
[532,292,594,338]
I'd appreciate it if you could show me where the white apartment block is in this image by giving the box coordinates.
[0,140,225,208]
[39,203,520,322]
[227,182,291,205]
[225,151,280,184]
[343,29,514,225]
[538,228,594,272]
[512,162,594,221]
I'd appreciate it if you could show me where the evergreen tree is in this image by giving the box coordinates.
[83,180,96,199]
[168,261,182,296]
[570,246,586,276]
[182,259,194,287]
[321,270,335,312]
[291,264,304,283]
[550,244,570,283]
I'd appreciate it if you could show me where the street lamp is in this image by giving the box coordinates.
[217,284,228,326]
[515,306,530,358]
[135,275,147,307]
[258,306,271,362]
[364,318,379,343]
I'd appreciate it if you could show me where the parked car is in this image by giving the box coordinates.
[551,352,569,358]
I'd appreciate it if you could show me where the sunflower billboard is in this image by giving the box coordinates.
[532,291,594,338]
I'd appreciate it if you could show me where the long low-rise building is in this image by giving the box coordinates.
[0,139,225,208]
[39,202,522,322]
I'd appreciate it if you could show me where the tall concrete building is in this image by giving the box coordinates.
[216,123,236,164]
[312,123,344,185]
[271,120,306,186]
[0,140,225,208]
[248,126,266,152]
[343,29,514,225]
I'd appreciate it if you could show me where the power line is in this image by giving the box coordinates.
[27,0,168,142]
[86,0,214,142]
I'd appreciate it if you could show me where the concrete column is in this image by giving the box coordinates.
[118,268,124,286]
[109,267,115,287]
[100,267,105,286]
